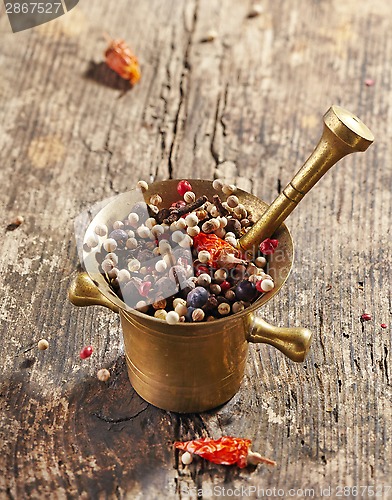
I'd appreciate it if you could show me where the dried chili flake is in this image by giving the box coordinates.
[259,238,279,255]
[104,38,141,86]
[193,233,243,268]
[174,437,276,468]
[361,313,372,322]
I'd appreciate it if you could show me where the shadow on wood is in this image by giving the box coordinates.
[84,61,132,94]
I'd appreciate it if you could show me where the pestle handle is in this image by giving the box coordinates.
[238,106,374,251]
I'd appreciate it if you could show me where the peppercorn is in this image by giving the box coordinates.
[255,256,267,268]
[210,284,221,295]
[128,259,141,272]
[101,259,114,273]
[218,303,231,315]
[187,226,200,237]
[177,180,193,196]
[259,279,274,292]
[135,300,149,312]
[37,339,49,350]
[212,179,223,191]
[80,346,93,359]
[202,219,220,233]
[224,289,236,301]
[222,184,237,195]
[227,195,239,208]
[153,298,167,309]
[94,224,108,236]
[103,238,117,252]
[195,209,208,221]
[97,368,110,382]
[128,212,140,226]
[232,301,245,314]
[137,180,149,191]
[181,451,193,465]
[86,233,99,248]
[235,280,257,301]
[185,213,199,227]
[214,269,227,283]
[197,273,212,287]
[175,303,188,316]
[155,260,168,273]
[154,309,167,320]
[166,311,180,324]
[184,191,196,204]
[150,194,163,206]
[192,308,205,322]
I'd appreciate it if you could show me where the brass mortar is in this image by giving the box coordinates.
[69,106,373,413]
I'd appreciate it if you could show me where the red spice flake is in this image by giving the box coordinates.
[80,346,93,359]
[174,437,276,468]
[104,38,141,86]
[361,313,372,322]
[259,238,279,255]
[364,78,375,87]
[193,233,242,266]
[380,323,388,329]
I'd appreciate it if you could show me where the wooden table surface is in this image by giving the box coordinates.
[0,1,391,498]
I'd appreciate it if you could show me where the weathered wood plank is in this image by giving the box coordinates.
[0,0,390,498]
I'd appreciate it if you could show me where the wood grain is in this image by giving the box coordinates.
[0,0,391,498]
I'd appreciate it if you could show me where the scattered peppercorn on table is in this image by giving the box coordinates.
[0,0,391,498]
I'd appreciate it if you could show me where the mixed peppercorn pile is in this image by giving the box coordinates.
[84,180,279,324]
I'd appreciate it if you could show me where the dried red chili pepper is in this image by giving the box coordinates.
[259,238,279,255]
[174,437,276,468]
[193,233,243,268]
[104,37,141,86]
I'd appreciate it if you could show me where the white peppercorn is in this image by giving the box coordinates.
[94,224,108,236]
[137,180,149,191]
[184,191,196,204]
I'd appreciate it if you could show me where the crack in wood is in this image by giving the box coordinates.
[92,404,148,424]
[168,0,199,178]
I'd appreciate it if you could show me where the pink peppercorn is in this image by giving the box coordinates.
[255,280,263,293]
[80,346,93,359]
[361,313,372,322]
[220,280,231,292]
[177,180,193,196]
[196,265,209,276]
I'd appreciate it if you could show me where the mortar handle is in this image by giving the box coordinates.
[238,105,374,251]
[248,315,313,362]
[68,272,119,313]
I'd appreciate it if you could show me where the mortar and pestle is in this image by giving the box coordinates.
[69,105,373,412]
